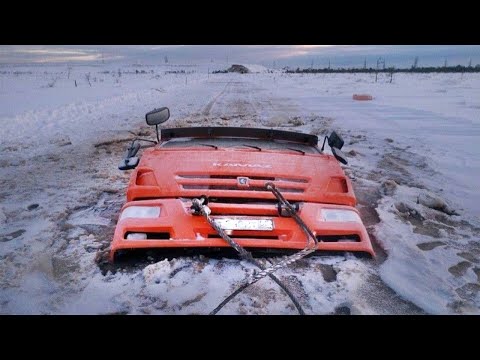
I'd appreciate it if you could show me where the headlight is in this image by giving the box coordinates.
[321,209,361,223]
[120,206,161,221]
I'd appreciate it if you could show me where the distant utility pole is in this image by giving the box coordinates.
[164,56,168,64]
[469,58,472,67]
[328,59,331,69]
[412,56,419,69]
[311,59,314,68]
[364,58,367,69]
[444,58,448,68]
[376,57,385,83]
[377,57,385,70]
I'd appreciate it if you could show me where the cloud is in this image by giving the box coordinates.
[0,45,479,67]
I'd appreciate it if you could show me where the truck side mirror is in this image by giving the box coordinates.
[146,107,170,126]
[328,131,344,150]
[118,157,139,171]
[119,141,141,170]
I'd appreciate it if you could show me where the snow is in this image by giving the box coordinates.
[1,63,479,314]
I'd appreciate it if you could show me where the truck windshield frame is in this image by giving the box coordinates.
[160,127,319,146]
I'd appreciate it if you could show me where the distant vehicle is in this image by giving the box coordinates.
[110,107,374,262]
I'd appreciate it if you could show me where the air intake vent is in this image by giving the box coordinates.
[326,177,348,193]
[136,169,158,186]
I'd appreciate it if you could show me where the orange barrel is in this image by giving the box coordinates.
[353,94,373,101]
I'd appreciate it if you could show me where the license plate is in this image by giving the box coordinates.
[213,218,274,231]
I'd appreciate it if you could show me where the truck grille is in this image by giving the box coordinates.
[176,174,308,193]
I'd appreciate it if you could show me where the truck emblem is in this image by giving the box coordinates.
[238,177,249,186]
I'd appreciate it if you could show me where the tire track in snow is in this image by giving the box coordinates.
[202,81,232,116]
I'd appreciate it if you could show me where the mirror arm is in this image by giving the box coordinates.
[134,138,157,145]
[156,124,160,143]
[321,136,329,152]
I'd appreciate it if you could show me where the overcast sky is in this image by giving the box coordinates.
[1,45,479,68]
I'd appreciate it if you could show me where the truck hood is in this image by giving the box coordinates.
[127,148,356,206]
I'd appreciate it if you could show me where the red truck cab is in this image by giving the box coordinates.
[110,109,374,262]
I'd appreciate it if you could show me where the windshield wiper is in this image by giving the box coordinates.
[197,143,218,149]
[239,144,262,151]
[271,147,305,155]
[287,148,305,155]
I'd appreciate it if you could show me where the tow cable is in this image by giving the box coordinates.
[191,182,320,315]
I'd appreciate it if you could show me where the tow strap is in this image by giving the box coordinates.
[191,182,321,315]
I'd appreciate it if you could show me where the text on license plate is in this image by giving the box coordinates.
[213,218,274,231]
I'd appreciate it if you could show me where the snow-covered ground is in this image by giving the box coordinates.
[1,63,479,314]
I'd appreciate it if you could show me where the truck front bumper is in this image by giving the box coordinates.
[109,199,375,262]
